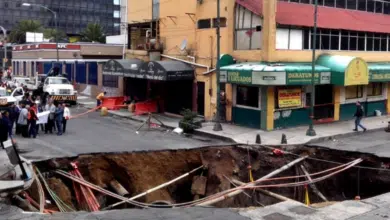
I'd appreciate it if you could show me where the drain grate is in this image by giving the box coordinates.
[263,213,293,220]
[289,206,317,215]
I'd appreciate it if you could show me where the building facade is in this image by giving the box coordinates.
[124,0,390,130]
[0,0,121,36]
[12,43,124,98]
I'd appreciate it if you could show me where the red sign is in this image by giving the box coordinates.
[12,44,81,51]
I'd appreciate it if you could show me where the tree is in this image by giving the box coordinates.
[43,28,67,42]
[9,20,43,44]
[81,23,106,43]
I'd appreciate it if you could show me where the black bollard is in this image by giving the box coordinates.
[255,134,261,144]
[281,133,287,144]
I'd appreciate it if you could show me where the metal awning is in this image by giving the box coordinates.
[102,59,144,77]
[368,63,390,82]
[137,61,194,81]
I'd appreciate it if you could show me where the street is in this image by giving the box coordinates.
[14,106,229,161]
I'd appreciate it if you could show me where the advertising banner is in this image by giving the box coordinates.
[278,89,302,108]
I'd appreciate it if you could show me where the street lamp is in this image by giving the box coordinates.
[22,3,59,62]
[306,0,318,136]
[0,26,7,73]
[213,0,223,131]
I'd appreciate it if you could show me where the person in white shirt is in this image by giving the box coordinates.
[62,103,71,133]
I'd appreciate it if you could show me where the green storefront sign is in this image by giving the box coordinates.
[286,72,331,85]
[227,71,252,84]
[370,72,390,82]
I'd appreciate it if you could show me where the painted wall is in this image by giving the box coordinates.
[128,0,152,22]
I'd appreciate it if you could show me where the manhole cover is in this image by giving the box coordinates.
[289,206,317,215]
[263,213,293,220]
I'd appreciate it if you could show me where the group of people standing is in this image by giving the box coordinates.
[0,93,70,140]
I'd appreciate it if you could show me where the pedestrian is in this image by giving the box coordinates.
[15,103,22,135]
[9,104,19,138]
[55,103,64,136]
[96,91,106,107]
[35,96,44,134]
[353,101,367,132]
[17,104,29,138]
[62,103,70,133]
[28,103,38,138]
[0,112,8,148]
[45,100,56,134]
[2,111,12,140]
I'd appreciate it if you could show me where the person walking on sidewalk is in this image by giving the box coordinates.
[18,104,29,138]
[55,103,64,136]
[62,103,71,133]
[353,101,367,132]
[45,101,56,134]
[96,91,106,107]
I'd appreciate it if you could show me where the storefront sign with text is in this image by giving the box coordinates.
[344,58,369,86]
[278,89,302,108]
[227,71,252,84]
[286,72,331,85]
[370,72,390,82]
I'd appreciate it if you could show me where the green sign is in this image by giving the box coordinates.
[227,71,252,84]
[370,72,390,82]
[286,72,330,85]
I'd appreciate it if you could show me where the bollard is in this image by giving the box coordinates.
[281,133,287,144]
[255,134,261,144]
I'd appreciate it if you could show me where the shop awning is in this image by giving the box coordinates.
[220,62,331,85]
[138,61,194,81]
[368,63,390,82]
[316,55,369,86]
[102,59,144,77]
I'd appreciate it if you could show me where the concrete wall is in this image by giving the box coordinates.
[128,0,152,22]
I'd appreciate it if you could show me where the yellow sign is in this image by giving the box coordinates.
[344,58,369,86]
[278,89,302,108]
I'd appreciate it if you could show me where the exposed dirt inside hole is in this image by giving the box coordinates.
[27,145,390,212]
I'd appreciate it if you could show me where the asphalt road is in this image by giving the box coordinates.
[14,106,229,161]
[308,129,390,158]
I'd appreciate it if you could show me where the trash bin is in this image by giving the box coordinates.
[375,110,382,116]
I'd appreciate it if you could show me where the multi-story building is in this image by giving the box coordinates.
[121,0,390,130]
[0,0,122,36]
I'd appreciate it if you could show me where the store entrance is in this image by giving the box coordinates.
[314,85,334,122]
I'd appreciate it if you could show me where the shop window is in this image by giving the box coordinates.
[367,82,383,96]
[103,75,118,88]
[198,19,211,29]
[87,62,98,85]
[236,86,259,108]
[345,85,364,99]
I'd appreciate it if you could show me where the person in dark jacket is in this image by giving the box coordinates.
[9,104,19,138]
[2,111,12,139]
[353,101,367,132]
[55,103,64,136]
[0,112,9,148]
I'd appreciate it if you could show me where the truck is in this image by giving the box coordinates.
[41,76,77,105]
[0,87,25,111]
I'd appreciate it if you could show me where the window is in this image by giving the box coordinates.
[367,82,383,96]
[103,75,118,88]
[113,0,120,5]
[236,86,259,108]
[198,19,211,29]
[212,17,227,27]
[113,10,120,18]
[48,78,71,84]
[345,85,364,99]
[234,5,262,50]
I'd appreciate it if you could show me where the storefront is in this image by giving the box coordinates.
[221,54,390,130]
[220,62,331,129]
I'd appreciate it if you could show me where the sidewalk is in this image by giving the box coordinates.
[77,96,389,145]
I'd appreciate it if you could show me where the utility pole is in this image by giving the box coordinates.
[306,0,318,136]
[213,0,223,131]
[0,26,7,73]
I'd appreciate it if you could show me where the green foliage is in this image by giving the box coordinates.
[179,109,199,133]
[9,20,43,44]
[43,28,67,42]
[81,23,106,43]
